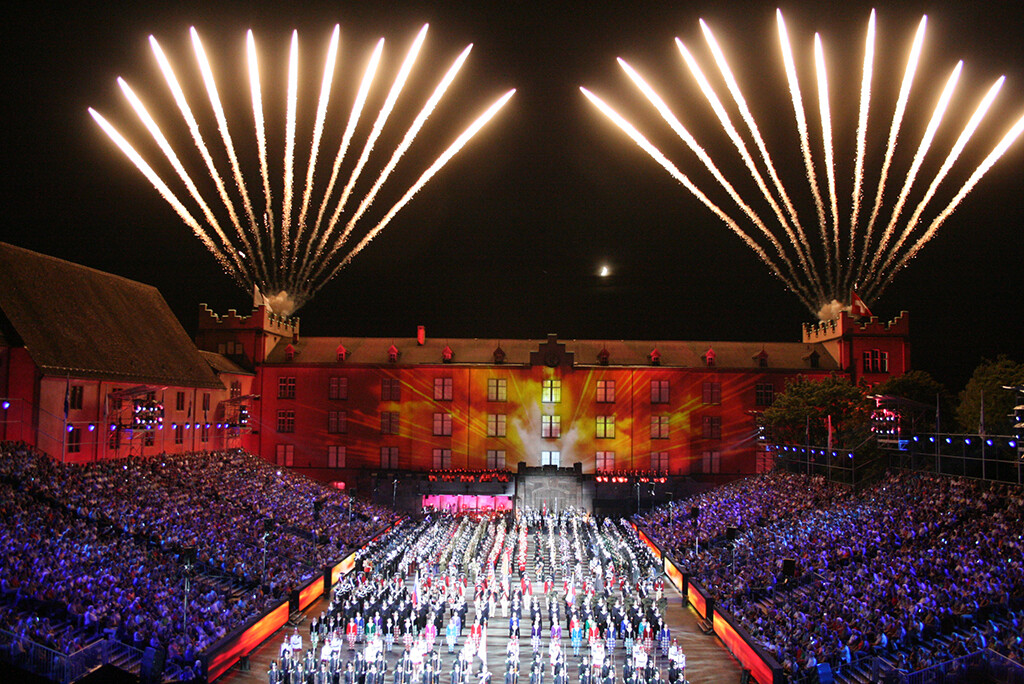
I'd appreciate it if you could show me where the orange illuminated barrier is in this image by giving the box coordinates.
[687,580,711,622]
[332,551,358,586]
[713,607,783,684]
[635,528,662,562]
[664,557,684,594]
[298,576,324,611]
[205,600,289,682]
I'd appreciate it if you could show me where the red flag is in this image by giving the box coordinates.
[850,290,873,319]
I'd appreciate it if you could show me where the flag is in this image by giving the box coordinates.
[850,290,873,319]
[63,376,70,419]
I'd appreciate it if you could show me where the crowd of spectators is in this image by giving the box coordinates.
[635,470,1024,679]
[0,441,399,678]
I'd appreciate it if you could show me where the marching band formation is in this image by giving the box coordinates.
[268,508,687,684]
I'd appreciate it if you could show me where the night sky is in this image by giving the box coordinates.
[3,1,1022,391]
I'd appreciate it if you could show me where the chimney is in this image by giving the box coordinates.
[417,325,426,345]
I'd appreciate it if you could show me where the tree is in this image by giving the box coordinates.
[761,374,873,448]
[872,370,953,433]
[956,355,1024,435]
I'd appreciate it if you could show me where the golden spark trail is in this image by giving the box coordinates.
[618,57,817,305]
[296,25,341,244]
[873,110,1024,298]
[88,108,234,278]
[281,30,299,263]
[777,10,828,253]
[846,10,875,291]
[580,87,811,309]
[869,61,962,277]
[329,44,473,270]
[329,89,519,280]
[246,30,275,287]
[323,24,430,246]
[814,33,840,289]
[857,16,927,284]
[877,76,1005,285]
[676,39,806,291]
[191,28,261,257]
[150,36,247,251]
[699,19,821,294]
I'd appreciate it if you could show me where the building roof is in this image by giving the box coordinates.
[0,242,223,388]
[265,334,838,371]
[198,349,255,376]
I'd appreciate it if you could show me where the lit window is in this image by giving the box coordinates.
[329,377,348,400]
[230,381,241,399]
[328,410,347,434]
[862,349,889,374]
[542,379,561,403]
[702,450,721,473]
[651,451,670,473]
[596,380,616,403]
[702,416,722,440]
[328,445,346,468]
[651,415,670,440]
[596,416,615,439]
[432,448,453,469]
[433,412,453,437]
[487,378,507,402]
[381,411,400,435]
[541,450,560,467]
[434,377,453,401]
[486,449,506,469]
[487,414,507,438]
[650,380,670,404]
[595,450,615,470]
[277,410,295,433]
[380,446,399,469]
[276,444,294,466]
[542,415,561,438]
[755,383,775,407]
[702,382,721,405]
[381,378,401,402]
[278,377,296,399]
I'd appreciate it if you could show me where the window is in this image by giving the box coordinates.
[276,444,294,467]
[176,391,185,411]
[201,424,209,443]
[650,380,670,404]
[702,450,721,473]
[202,393,211,412]
[109,389,122,411]
[68,385,84,411]
[651,415,670,439]
[702,416,722,439]
[595,450,615,471]
[542,379,561,403]
[702,382,721,405]
[486,449,506,470]
[432,448,453,469]
[108,428,121,451]
[328,445,346,468]
[433,412,453,437]
[596,379,616,403]
[487,414,507,438]
[434,377,453,401]
[144,430,154,447]
[278,377,296,399]
[277,410,295,433]
[381,411,400,435]
[863,349,889,373]
[329,377,348,400]
[174,424,184,445]
[808,351,820,369]
[542,415,561,438]
[381,378,401,402]
[230,381,241,399]
[67,427,82,453]
[487,378,507,402]
[596,416,615,439]
[651,451,670,473]
[755,383,775,407]
[541,450,560,467]
[380,446,399,469]
[328,410,347,434]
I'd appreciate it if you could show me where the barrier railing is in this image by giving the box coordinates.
[0,629,137,684]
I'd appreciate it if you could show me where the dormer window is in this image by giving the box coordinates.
[703,347,716,368]
[597,348,610,366]
[493,346,506,364]
[285,344,295,362]
[807,350,820,369]
[649,348,661,366]
[442,345,454,363]
[336,344,348,363]
[754,349,769,368]
[388,344,399,363]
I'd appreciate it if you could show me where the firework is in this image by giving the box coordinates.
[584,11,1024,319]
[91,25,514,315]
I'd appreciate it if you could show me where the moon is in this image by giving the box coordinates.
[599,265,610,277]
